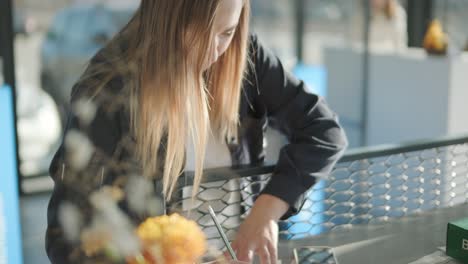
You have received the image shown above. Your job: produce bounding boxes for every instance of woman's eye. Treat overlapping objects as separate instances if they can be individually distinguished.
[222,30,235,37]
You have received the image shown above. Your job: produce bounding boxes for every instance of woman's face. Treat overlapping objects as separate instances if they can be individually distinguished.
[203,0,243,70]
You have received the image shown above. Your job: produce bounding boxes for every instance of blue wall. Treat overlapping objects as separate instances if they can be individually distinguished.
[293,64,327,98]
[0,85,23,264]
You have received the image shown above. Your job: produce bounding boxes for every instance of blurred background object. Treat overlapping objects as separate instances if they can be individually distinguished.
[14,9,38,36]
[40,3,137,126]
[348,0,408,53]
[423,19,448,54]
[9,0,137,183]
[15,80,61,177]
[433,0,468,53]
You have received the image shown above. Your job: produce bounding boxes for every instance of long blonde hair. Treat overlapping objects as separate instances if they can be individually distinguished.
[79,0,250,199]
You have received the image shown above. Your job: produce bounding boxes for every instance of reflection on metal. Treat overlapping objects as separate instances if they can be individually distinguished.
[170,133,468,249]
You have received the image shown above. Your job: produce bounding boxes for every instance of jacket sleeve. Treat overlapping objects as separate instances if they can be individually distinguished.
[250,35,348,219]
[46,77,132,263]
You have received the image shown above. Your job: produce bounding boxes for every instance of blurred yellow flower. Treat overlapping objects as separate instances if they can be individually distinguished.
[132,213,207,264]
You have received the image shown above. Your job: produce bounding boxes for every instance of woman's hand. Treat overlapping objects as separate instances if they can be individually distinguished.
[231,194,289,264]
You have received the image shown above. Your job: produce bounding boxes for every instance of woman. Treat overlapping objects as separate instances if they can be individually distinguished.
[46,0,347,263]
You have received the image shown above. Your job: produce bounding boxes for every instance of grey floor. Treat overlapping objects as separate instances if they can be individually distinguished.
[20,193,51,264]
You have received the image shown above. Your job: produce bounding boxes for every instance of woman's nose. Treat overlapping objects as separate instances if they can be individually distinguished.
[210,38,220,64]
[211,49,219,64]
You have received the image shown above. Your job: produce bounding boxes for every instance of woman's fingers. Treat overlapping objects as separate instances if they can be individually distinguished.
[234,243,254,263]
[257,246,271,264]
[267,242,278,264]
[231,242,278,263]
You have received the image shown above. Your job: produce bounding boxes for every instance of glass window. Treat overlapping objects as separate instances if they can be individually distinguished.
[12,0,137,189]
[433,0,468,52]
[250,0,296,66]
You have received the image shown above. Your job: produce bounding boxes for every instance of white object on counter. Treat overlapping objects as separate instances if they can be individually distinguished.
[325,46,468,148]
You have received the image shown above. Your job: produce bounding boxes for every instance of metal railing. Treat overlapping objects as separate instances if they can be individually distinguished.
[168,134,468,250]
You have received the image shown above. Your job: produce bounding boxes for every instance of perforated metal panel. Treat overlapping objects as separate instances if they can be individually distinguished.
[168,139,468,250]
